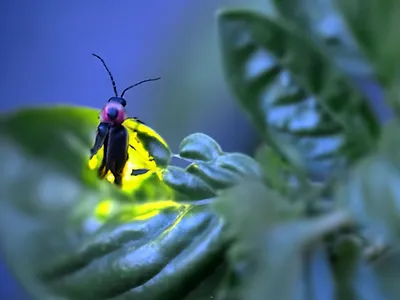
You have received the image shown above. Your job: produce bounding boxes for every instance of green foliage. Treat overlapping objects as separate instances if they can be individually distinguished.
[2,0,400,299]
[214,182,351,300]
[337,0,400,88]
[0,106,260,299]
[163,133,262,199]
[179,133,223,161]
[218,9,379,181]
[212,0,400,299]
[335,121,400,244]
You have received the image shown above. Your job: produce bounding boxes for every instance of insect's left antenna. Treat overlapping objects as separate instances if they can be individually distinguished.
[92,53,119,97]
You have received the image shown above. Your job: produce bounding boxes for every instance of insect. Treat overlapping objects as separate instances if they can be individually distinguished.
[90,53,160,186]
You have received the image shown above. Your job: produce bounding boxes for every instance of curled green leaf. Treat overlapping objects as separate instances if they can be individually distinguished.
[179,133,223,161]
[169,133,262,197]
[162,166,216,200]
[186,162,242,190]
[215,153,262,178]
[218,9,379,181]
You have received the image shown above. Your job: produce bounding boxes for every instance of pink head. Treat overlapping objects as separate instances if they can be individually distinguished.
[100,102,126,125]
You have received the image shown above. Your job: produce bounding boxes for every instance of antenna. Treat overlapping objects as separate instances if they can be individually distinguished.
[120,77,161,98]
[92,53,118,97]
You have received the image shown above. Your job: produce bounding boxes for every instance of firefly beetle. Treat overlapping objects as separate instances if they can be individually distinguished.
[90,53,160,186]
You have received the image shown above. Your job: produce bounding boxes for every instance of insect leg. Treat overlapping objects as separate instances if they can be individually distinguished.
[127,145,151,176]
[114,174,123,186]
[131,169,150,176]
[90,122,110,158]
[97,158,108,179]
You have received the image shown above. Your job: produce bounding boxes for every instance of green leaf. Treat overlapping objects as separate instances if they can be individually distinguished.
[271,0,391,123]
[331,235,385,300]
[179,133,223,161]
[337,0,400,87]
[332,121,400,299]
[164,133,262,198]
[0,106,225,300]
[214,153,262,178]
[218,9,379,181]
[213,181,303,235]
[272,0,374,81]
[213,182,351,300]
[186,162,242,190]
[335,121,400,244]
[41,204,223,300]
[162,166,217,200]
[372,248,400,299]
[255,144,301,194]
[337,0,400,116]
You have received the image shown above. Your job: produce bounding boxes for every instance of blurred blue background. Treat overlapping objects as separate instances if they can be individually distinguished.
[0,0,267,298]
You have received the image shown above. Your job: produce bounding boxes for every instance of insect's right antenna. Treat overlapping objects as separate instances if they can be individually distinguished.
[92,53,118,97]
